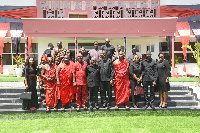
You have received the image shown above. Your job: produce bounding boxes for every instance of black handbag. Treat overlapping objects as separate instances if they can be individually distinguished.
[19,92,32,100]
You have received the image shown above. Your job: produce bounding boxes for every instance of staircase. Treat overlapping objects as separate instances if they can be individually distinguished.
[0,85,199,113]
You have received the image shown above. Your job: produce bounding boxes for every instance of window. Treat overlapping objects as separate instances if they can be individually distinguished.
[159,42,168,52]
[1,43,38,66]
[147,45,154,52]
[69,13,88,18]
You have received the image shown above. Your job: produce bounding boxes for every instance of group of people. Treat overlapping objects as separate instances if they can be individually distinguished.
[22,38,171,112]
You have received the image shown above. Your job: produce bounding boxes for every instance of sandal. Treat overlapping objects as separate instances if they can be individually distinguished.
[83,106,88,110]
[61,107,65,112]
[159,102,163,108]
[76,106,80,111]
[162,103,167,108]
[71,106,75,109]
[30,107,36,111]
[46,107,50,112]
[125,105,130,109]
[132,103,138,108]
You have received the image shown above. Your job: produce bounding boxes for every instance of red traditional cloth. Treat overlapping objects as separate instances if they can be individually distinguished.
[73,61,88,85]
[59,62,73,106]
[181,36,190,72]
[114,59,131,105]
[160,6,200,19]
[54,65,60,100]
[69,61,76,100]
[44,64,57,108]
[76,85,88,107]
[0,7,36,20]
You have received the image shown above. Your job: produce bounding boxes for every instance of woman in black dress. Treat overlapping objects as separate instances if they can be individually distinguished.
[23,57,38,110]
[156,53,171,108]
[129,54,142,108]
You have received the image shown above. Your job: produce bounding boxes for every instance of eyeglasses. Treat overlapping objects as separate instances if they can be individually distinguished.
[159,56,164,58]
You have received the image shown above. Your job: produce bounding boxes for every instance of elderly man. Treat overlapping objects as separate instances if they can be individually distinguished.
[101,38,115,59]
[113,51,130,109]
[87,57,100,110]
[73,53,88,111]
[41,57,57,112]
[56,55,74,111]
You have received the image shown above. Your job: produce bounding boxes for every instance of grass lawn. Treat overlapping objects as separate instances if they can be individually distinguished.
[0,111,199,133]
[169,77,198,82]
[0,75,24,82]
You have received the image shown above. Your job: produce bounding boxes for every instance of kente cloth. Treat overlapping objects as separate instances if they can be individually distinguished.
[44,64,57,108]
[59,62,73,106]
[73,61,88,85]
[114,59,131,105]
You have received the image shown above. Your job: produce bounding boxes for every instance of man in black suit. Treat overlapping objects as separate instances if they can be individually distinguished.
[101,38,115,60]
[127,46,137,64]
[98,50,114,109]
[141,51,158,110]
[43,43,54,57]
[86,57,100,110]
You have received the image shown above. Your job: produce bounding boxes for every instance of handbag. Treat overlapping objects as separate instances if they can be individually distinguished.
[134,85,144,95]
[19,92,32,100]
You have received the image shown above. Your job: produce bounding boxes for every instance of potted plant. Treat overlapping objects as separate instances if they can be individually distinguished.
[12,54,25,77]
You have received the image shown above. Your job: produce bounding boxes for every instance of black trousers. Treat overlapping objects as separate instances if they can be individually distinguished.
[100,81,112,106]
[143,81,155,105]
[89,86,99,107]
[40,82,46,102]
[130,80,141,103]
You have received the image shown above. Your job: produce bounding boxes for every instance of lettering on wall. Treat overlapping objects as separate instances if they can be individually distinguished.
[40,0,159,18]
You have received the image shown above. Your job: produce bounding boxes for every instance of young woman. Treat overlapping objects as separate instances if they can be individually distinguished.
[156,53,171,108]
[23,57,38,110]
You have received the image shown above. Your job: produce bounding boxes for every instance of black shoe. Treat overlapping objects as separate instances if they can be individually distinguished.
[143,104,149,110]
[89,106,93,111]
[150,104,156,111]
[95,105,99,110]
[102,103,107,108]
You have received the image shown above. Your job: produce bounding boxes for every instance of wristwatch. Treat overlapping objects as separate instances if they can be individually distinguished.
[73,80,75,83]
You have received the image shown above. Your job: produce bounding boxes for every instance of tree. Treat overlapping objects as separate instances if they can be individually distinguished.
[182,42,200,86]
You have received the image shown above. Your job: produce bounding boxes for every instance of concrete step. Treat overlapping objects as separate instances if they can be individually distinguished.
[0,106,200,114]
[0,99,198,110]
[0,98,22,103]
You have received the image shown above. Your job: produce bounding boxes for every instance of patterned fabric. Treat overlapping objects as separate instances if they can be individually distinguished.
[73,61,88,85]
[76,85,88,107]
[59,62,73,106]
[114,59,130,105]
[44,64,57,108]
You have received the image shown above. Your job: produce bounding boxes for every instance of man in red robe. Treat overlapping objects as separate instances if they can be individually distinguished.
[41,57,58,112]
[56,55,73,111]
[73,53,88,111]
[113,51,131,109]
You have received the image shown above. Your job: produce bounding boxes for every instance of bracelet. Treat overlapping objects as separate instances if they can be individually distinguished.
[73,81,75,83]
